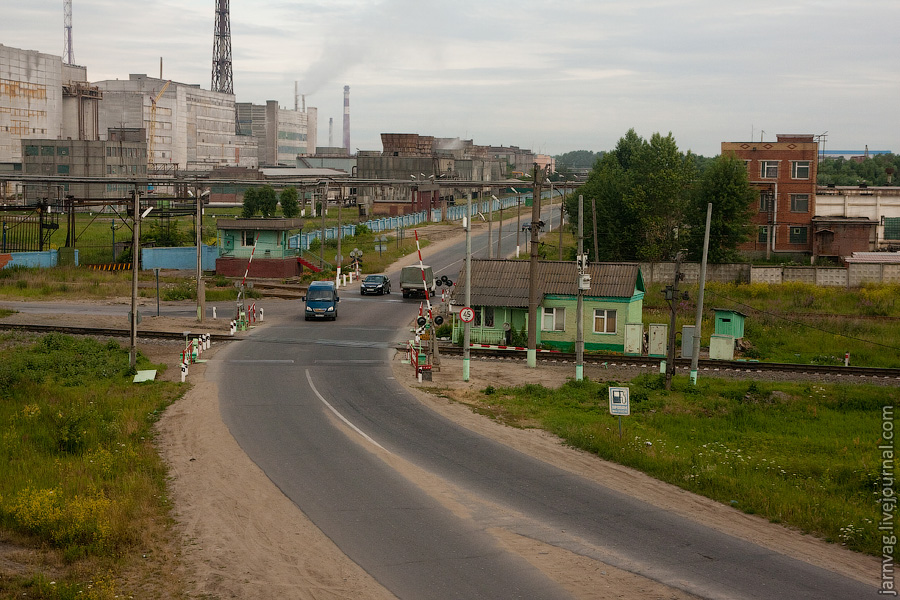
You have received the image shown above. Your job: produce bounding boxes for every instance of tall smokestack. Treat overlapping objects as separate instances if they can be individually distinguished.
[329,118,333,148]
[342,85,350,154]
[294,81,298,111]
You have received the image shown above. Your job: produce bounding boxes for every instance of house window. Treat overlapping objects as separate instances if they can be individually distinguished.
[758,191,772,212]
[41,145,55,156]
[791,161,810,179]
[483,307,494,328]
[24,145,39,156]
[884,217,900,241]
[243,231,256,246]
[790,194,809,213]
[789,227,808,245]
[758,226,768,244]
[57,165,69,174]
[760,161,778,178]
[542,307,565,331]
[593,309,617,334]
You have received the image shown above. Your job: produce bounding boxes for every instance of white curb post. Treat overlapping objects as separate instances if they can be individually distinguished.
[181,362,188,382]
[259,308,264,322]
[212,306,217,319]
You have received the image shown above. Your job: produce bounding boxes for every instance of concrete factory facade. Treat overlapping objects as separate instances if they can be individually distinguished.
[0,43,320,199]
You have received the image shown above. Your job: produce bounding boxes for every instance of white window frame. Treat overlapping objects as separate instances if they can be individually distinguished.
[542,307,565,332]
[593,309,617,335]
[790,194,809,213]
[791,161,810,179]
[760,161,779,179]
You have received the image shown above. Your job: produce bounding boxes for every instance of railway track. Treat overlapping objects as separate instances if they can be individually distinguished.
[436,344,900,380]
[0,322,240,343]
[1,322,897,380]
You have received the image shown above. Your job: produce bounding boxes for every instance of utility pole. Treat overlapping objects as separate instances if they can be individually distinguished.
[558,183,565,260]
[487,193,493,258]
[495,195,503,258]
[320,181,327,269]
[463,192,472,382]
[196,186,205,323]
[664,252,685,391]
[691,203,713,384]
[576,194,585,381]
[130,187,141,368]
[527,164,544,368]
[591,197,599,262]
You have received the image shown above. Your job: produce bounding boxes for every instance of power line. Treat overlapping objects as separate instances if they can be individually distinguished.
[704,288,900,352]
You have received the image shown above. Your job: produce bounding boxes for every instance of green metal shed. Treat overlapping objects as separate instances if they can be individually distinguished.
[713,308,747,340]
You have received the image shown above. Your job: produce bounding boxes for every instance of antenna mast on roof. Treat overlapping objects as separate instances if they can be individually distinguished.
[63,0,74,65]
[211,0,234,94]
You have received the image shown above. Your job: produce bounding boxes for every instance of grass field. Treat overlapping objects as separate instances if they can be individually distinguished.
[0,333,181,598]
[455,374,896,557]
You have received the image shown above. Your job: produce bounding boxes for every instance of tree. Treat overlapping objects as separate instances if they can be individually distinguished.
[280,186,300,218]
[257,185,278,218]
[685,153,756,263]
[241,187,259,218]
[566,129,696,262]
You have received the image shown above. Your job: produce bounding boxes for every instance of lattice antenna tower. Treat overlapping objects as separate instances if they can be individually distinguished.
[63,0,74,65]
[211,0,234,94]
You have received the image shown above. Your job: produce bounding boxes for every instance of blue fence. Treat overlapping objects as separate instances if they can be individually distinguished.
[0,250,72,269]
[289,195,524,251]
[142,245,218,271]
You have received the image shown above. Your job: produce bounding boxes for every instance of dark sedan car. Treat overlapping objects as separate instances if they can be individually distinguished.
[360,274,391,295]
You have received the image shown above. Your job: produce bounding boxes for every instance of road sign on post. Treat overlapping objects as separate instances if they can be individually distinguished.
[609,386,630,439]
[459,307,475,323]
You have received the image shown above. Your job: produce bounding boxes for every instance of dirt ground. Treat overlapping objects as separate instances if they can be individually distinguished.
[0,222,883,598]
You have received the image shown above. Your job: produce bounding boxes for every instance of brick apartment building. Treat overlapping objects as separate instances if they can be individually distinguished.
[721,134,819,258]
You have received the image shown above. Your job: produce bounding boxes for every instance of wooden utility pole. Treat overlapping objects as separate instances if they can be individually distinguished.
[664,252,685,390]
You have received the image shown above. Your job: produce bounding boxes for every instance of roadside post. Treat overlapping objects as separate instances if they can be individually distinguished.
[609,386,630,439]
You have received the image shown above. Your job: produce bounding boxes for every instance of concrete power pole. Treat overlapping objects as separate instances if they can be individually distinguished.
[527,164,544,368]
[664,252,685,391]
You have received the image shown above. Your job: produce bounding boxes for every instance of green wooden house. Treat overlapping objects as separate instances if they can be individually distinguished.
[215,218,304,278]
[449,259,645,352]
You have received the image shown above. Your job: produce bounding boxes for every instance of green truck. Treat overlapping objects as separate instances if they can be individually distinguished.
[399,265,435,299]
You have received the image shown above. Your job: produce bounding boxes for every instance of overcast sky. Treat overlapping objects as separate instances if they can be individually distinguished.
[3,0,898,157]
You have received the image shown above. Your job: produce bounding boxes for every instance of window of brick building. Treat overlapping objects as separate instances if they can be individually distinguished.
[758,226,768,244]
[791,161,810,179]
[790,194,809,213]
[760,161,778,178]
[789,227,808,245]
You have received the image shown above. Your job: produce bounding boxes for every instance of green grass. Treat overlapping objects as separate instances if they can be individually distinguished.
[466,374,895,556]
[0,332,183,597]
[642,281,900,368]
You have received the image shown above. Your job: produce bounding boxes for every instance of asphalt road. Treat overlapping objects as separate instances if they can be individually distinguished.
[211,211,876,599]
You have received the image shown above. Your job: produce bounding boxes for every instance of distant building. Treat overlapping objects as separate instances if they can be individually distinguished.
[0,44,102,198]
[236,100,317,166]
[815,185,900,253]
[722,134,819,258]
[94,74,257,173]
[21,138,146,200]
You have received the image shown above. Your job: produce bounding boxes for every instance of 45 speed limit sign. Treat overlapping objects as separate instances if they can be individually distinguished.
[459,307,475,323]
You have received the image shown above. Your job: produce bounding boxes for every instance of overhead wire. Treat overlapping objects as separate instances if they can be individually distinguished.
[703,288,900,352]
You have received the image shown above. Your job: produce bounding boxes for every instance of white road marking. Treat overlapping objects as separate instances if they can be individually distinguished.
[305,369,386,452]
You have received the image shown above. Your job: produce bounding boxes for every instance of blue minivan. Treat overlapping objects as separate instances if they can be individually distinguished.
[303,281,340,321]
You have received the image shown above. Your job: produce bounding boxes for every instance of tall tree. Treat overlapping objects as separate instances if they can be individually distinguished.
[685,153,756,263]
[280,186,300,218]
[566,129,696,262]
[257,185,278,218]
[241,187,258,218]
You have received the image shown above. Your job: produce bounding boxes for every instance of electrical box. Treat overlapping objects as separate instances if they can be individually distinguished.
[648,323,667,357]
[681,325,695,358]
[578,274,591,291]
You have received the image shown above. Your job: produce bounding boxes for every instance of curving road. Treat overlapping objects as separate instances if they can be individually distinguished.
[208,208,874,599]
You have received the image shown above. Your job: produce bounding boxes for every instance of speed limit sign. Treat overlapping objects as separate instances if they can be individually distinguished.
[459,307,475,323]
